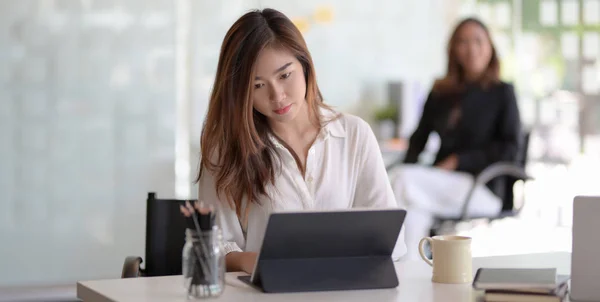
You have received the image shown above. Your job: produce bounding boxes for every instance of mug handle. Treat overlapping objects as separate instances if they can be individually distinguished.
[418,237,433,267]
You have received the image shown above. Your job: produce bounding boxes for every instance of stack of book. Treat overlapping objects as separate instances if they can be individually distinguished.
[473,268,570,302]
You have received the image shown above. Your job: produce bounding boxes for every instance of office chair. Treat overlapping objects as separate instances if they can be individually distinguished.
[429,131,533,236]
[121,192,194,278]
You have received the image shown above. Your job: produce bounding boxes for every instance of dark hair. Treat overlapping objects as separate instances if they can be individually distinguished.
[196,8,332,221]
[433,17,500,95]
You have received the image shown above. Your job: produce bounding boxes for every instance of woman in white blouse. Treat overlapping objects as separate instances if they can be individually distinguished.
[196,8,407,274]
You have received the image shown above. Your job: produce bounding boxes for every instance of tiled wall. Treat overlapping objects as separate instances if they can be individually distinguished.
[0,0,455,285]
[0,0,177,285]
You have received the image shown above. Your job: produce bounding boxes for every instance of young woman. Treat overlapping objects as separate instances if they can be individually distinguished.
[394,17,522,259]
[196,8,406,273]
[404,17,521,173]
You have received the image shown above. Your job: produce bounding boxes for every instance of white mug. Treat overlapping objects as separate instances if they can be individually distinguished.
[418,235,472,284]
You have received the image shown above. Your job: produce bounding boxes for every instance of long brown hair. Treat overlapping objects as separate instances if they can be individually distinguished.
[197,8,330,220]
[434,17,500,95]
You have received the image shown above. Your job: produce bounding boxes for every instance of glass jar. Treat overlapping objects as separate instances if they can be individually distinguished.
[182,226,225,299]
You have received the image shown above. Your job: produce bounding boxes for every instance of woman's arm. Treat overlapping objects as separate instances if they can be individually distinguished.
[225,251,258,273]
[198,167,256,273]
[404,92,435,164]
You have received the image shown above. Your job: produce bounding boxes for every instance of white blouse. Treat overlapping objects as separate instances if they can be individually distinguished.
[197,111,407,259]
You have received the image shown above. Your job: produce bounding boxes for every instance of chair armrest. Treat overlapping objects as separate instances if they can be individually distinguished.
[459,162,533,220]
[121,256,143,278]
[473,162,533,186]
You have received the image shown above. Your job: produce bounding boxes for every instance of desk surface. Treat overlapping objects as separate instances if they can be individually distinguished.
[77,252,571,302]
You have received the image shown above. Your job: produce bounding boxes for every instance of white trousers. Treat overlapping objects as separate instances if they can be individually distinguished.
[389,164,502,260]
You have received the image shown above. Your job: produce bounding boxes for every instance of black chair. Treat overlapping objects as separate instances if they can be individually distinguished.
[429,131,533,236]
[121,192,194,278]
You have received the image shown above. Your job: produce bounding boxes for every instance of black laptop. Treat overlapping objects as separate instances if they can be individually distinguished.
[238,208,407,293]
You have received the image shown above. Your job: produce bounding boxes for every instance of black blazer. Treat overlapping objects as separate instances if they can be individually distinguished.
[404,81,522,176]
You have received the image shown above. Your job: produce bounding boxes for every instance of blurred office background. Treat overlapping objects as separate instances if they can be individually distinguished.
[0,0,599,293]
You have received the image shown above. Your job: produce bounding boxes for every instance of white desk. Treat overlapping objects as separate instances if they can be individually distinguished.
[77,252,571,302]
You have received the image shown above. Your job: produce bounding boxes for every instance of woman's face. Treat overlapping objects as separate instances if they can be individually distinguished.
[454,22,493,79]
[251,47,307,124]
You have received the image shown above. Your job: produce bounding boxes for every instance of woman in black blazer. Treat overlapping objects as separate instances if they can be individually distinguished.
[396,17,522,260]
[404,19,521,175]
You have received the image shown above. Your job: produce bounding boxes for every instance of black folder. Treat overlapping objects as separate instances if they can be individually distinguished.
[238,209,406,293]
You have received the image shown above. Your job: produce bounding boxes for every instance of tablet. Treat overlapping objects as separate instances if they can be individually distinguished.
[238,208,406,293]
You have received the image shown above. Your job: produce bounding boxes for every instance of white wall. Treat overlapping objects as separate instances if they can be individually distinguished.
[0,0,177,286]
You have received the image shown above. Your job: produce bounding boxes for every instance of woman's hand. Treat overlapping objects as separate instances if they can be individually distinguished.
[436,154,458,170]
[226,252,257,274]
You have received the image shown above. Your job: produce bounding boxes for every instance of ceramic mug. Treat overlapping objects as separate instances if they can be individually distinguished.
[418,235,473,284]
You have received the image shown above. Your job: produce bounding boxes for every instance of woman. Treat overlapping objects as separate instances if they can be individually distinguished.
[394,17,522,259]
[196,8,406,274]
[404,17,521,173]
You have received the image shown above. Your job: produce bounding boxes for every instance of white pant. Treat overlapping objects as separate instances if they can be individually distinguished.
[389,164,501,260]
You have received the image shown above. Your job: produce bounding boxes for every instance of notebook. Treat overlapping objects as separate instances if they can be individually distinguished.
[483,283,568,302]
[473,268,569,294]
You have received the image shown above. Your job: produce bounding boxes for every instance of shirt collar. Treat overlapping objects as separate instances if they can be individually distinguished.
[322,109,346,138]
[269,135,285,149]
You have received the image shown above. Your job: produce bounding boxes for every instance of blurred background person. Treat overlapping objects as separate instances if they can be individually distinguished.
[392,17,522,260]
